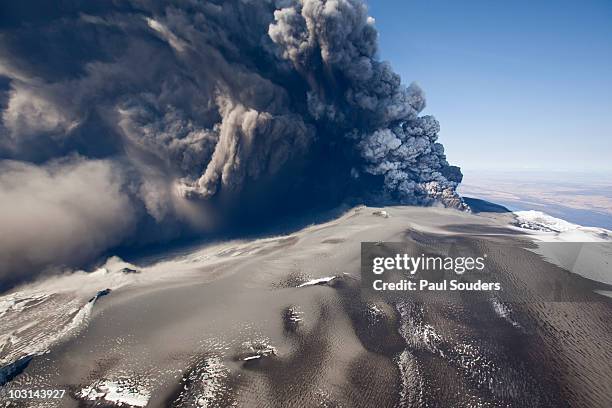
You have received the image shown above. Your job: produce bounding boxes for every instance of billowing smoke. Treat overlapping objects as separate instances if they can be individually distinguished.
[0,159,135,285]
[0,0,464,285]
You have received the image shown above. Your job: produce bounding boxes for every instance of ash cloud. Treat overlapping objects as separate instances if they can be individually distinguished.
[0,159,135,285]
[0,0,464,285]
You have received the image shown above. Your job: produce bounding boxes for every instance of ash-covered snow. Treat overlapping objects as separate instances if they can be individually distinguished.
[237,339,277,362]
[171,355,233,408]
[79,378,151,407]
[490,298,522,330]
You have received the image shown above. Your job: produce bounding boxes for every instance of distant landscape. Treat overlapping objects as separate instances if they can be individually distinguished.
[460,170,612,229]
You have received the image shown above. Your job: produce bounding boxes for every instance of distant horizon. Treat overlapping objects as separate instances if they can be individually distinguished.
[461,167,612,177]
[460,167,612,229]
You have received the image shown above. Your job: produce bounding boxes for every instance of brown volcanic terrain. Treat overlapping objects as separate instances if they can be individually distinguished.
[1,206,611,407]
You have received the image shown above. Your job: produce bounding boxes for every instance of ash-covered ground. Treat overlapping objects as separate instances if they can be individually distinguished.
[1,205,611,407]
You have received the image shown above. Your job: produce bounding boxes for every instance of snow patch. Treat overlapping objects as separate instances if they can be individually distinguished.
[513,210,578,233]
[172,355,232,407]
[0,293,96,367]
[513,210,612,242]
[79,378,150,407]
[396,301,443,355]
[512,210,612,290]
[238,339,277,361]
[297,276,337,288]
[490,298,521,329]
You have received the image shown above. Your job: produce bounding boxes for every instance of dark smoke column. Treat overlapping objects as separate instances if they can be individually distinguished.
[0,0,467,285]
[267,0,465,209]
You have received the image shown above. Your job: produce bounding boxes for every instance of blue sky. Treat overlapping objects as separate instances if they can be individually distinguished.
[366,0,612,173]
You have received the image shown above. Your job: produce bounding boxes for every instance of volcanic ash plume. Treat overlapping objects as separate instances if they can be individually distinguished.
[0,0,464,283]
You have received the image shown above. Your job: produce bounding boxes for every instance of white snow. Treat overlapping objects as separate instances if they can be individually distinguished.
[490,298,521,329]
[297,276,337,287]
[80,378,150,407]
[514,210,579,233]
[242,355,263,361]
[513,210,612,242]
[512,210,612,291]
[0,293,95,366]
[239,339,276,361]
